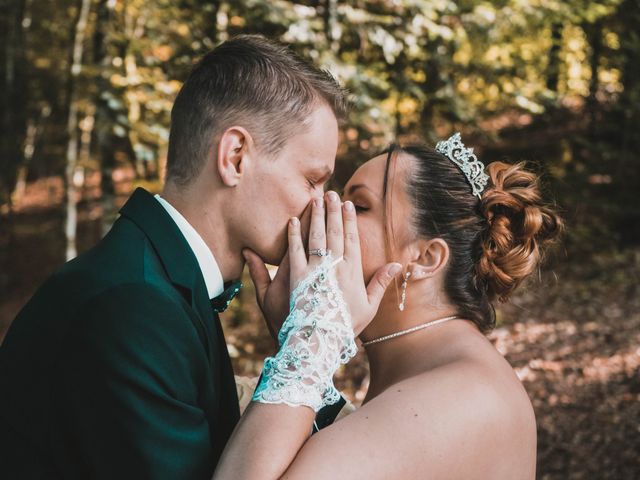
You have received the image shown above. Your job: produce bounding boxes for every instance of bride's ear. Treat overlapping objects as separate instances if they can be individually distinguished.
[409,238,449,280]
[216,126,252,187]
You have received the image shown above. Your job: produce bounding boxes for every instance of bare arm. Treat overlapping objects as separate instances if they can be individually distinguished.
[213,403,315,479]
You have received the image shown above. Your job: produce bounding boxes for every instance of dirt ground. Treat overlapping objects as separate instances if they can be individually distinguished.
[1,178,638,479]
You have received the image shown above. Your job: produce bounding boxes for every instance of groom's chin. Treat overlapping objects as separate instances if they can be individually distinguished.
[251,242,287,267]
[262,231,289,266]
[265,246,287,267]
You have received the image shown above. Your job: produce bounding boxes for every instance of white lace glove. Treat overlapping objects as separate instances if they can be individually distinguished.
[252,253,357,412]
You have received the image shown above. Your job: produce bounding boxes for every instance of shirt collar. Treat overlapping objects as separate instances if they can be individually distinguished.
[154,194,224,299]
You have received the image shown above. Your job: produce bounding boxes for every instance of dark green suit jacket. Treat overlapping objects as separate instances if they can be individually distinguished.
[0,188,240,479]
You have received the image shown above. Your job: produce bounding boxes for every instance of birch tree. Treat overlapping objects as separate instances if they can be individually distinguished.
[64,0,92,261]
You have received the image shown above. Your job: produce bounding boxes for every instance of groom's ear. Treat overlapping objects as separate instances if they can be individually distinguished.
[216,126,253,187]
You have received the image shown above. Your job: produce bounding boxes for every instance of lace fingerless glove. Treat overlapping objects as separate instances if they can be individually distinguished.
[252,254,357,412]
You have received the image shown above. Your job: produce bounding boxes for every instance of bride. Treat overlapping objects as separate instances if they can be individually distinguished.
[214,133,561,479]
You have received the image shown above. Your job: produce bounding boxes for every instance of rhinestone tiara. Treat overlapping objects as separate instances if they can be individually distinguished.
[435,132,489,199]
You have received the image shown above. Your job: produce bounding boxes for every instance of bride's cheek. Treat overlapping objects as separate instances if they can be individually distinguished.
[358,235,379,283]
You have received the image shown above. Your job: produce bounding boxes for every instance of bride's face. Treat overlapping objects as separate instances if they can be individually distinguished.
[342,152,414,283]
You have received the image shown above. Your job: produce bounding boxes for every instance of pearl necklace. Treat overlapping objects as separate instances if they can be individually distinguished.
[361,315,459,346]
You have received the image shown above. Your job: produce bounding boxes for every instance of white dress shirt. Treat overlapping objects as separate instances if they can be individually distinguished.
[155,194,224,299]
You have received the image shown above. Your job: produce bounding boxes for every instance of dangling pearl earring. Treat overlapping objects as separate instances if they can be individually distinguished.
[399,271,411,311]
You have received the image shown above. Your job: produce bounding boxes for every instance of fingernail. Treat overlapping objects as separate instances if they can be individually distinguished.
[344,201,354,212]
[328,191,339,202]
[314,197,324,208]
[290,217,299,226]
[388,264,402,277]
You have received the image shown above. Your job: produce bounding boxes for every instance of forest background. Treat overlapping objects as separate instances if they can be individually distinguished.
[1,0,639,478]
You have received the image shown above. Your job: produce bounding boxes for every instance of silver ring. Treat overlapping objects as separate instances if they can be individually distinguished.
[308,248,331,257]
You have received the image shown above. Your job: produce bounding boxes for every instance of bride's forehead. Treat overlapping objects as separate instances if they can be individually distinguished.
[350,152,410,191]
[351,154,388,183]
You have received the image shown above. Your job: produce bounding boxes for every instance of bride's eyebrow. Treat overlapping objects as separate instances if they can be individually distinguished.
[345,183,379,198]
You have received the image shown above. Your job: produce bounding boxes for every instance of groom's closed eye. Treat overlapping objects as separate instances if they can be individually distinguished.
[307,177,330,192]
[306,168,334,191]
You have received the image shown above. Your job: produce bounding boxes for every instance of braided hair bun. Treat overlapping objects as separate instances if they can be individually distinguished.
[477,162,562,302]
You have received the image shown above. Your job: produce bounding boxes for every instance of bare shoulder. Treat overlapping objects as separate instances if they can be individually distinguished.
[418,351,536,428]
[283,357,536,480]
[394,353,537,478]
[413,357,536,443]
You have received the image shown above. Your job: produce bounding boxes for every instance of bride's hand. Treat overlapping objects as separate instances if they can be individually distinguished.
[242,204,313,344]
[288,191,402,335]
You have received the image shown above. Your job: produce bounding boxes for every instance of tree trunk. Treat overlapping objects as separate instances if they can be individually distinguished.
[584,20,602,139]
[11,103,51,208]
[123,7,146,180]
[0,0,27,207]
[79,105,95,167]
[94,0,118,236]
[64,0,92,261]
[196,0,220,46]
[420,38,445,135]
[393,51,407,138]
[614,0,640,184]
[322,0,339,53]
[546,22,563,92]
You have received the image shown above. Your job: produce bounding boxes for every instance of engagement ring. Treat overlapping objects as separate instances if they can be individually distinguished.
[308,248,331,257]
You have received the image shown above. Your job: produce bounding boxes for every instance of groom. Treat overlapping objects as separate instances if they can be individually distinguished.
[0,35,346,478]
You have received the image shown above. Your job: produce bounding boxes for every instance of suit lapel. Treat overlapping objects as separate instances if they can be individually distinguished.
[119,188,218,355]
[119,188,239,426]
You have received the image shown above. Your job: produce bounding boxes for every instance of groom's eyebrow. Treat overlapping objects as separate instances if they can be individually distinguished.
[313,166,333,183]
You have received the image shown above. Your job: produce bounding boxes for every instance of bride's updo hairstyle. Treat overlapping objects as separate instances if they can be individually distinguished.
[384,143,561,332]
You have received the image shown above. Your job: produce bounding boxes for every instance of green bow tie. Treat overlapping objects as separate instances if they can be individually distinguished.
[210,281,243,313]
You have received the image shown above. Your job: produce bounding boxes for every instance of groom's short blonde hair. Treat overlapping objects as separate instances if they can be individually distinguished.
[166,35,348,185]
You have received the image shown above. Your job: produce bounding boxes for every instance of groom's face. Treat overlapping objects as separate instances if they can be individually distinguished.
[240,103,338,265]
